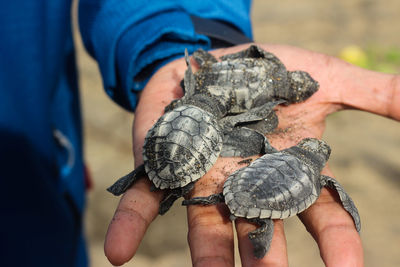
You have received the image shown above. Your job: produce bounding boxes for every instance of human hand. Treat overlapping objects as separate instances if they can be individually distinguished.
[104,43,399,266]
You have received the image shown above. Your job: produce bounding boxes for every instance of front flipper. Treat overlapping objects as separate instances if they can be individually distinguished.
[320,175,361,232]
[159,182,195,215]
[220,45,267,60]
[183,49,197,98]
[182,193,224,206]
[219,100,285,131]
[164,50,194,112]
[193,48,218,67]
[220,127,268,157]
[241,110,278,134]
[220,45,282,65]
[107,164,146,196]
[248,218,274,258]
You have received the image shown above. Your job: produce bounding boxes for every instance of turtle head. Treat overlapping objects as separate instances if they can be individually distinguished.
[287,71,319,103]
[297,138,331,164]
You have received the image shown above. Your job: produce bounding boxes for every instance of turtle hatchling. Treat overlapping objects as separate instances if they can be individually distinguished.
[108,45,320,215]
[183,138,361,258]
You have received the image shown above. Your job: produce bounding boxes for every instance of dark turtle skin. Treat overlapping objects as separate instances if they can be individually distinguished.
[183,138,361,258]
[108,45,320,215]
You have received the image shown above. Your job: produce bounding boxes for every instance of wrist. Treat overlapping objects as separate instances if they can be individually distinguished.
[337,63,399,120]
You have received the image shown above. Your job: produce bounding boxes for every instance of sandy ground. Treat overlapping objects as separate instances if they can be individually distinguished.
[76,0,400,266]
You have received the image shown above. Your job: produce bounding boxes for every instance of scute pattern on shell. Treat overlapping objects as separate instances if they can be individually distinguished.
[196,55,289,114]
[143,105,223,189]
[223,152,320,219]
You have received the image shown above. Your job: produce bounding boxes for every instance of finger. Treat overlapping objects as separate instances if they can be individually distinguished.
[185,158,245,267]
[298,185,363,266]
[104,178,163,266]
[236,219,289,267]
[186,203,235,267]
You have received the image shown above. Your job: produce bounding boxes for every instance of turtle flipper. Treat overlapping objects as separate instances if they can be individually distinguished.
[182,193,224,206]
[107,164,146,196]
[219,101,282,157]
[219,100,285,131]
[248,218,274,258]
[220,45,267,60]
[220,45,282,63]
[193,48,218,66]
[242,109,279,134]
[220,127,267,157]
[320,175,361,232]
[183,49,196,97]
[159,182,195,215]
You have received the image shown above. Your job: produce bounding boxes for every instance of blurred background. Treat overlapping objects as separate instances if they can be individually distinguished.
[74,0,400,266]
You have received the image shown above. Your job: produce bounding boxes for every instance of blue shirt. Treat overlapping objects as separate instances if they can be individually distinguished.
[0,1,252,266]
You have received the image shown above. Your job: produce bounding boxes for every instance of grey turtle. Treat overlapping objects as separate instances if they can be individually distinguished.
[168,45,319,115]
[108,45,319,214]
[107,102,281,215]
[183,138,361,258]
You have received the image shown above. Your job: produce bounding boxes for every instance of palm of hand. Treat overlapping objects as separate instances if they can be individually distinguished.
[104,43,400,266]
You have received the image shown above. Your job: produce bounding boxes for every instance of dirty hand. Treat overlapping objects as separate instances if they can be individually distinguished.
[104,43,399,266]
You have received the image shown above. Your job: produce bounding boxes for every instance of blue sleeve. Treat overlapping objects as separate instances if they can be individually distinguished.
[78,0,253,111]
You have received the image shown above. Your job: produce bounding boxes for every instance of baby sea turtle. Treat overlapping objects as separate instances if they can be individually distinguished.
[108,45,319,214]
[168,45,319,114]
[107,101,281,215]
[183,138,361,258]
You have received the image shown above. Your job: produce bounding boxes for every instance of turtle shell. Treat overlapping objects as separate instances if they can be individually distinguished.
[222,152,321,219]
[198,57,289,114]
[143,105,223,189]
[192,45,319,115]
